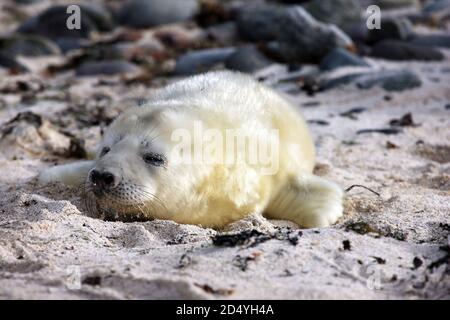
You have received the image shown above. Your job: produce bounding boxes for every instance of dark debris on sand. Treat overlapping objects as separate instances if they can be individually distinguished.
[212,228,302,248]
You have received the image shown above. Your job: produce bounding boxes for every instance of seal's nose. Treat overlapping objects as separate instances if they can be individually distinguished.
[90,169,116,191]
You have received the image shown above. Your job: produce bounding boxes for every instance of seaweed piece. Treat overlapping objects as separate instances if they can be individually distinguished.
[307,119,329,126]
[339,107,366,120]
[212,230,271,247]
[389,113,419,127]
[357,128,402,135]
[345,222,378,235]
[342,240,351,251]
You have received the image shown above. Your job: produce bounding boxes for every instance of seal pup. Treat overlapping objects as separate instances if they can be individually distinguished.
[39,71,343,228]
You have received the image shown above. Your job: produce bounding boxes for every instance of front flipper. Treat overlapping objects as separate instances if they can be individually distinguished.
[38,161,94,187]
[264,173,344,228]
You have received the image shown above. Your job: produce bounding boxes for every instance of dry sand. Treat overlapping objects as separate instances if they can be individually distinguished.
[0,55,449,299]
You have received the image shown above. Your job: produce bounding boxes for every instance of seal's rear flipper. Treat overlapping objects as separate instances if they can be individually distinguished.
[264,174,344,228]
[38,161,94,187]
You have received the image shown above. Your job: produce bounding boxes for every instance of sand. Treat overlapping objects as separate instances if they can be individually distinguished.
[0,53,449,299]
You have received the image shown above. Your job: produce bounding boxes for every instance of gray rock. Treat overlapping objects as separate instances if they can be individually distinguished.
[206,22,239,45]
[423,0,450,14]
[356,70,422,92]
[225,47,273,73]
[54,38,89,54]
[75,60,140,76]
[423,0,450,21]
[320,73,367,90]
[118,0,199,28]
[18,5,113,41]
[174,47,236,75]
[368,18,415,44]
[237,5,354,63]
[320,48,369,71]
[410,34,450,48]
[0,52,27,72]
[0,35,59,57]
[370,0,419,9]
[302,0,362,28]
[14,0,44,4]
[370,40,444,61]
[320,69,422,92]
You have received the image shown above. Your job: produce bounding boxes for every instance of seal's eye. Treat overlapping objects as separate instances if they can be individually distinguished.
[143,153,165,167]
[100,147,110,157]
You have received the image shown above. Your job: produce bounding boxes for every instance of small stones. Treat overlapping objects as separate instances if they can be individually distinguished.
[370,40,444,61]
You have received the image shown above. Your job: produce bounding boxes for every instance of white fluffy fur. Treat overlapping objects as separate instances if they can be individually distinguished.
[38,71,344,228]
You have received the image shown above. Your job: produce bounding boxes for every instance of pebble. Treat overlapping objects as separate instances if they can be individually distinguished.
[370,40,444,61]
[320,48,370,71]
[174,47,236,75]
[225,47,273,73]
[237,5,354,63]
[118,0,199,28]
[75,60,140,76]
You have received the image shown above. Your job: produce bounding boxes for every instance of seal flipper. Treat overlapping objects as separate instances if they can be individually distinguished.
[264,174,344,228]
[38,161,94,187]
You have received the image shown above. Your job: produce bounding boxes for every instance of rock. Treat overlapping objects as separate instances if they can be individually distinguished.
[423,0,450,14]
[342,21,369,43]
[14,0,44,4]
[17,5,113,42]
[302,0,362,28]
[53,38,89,54]
[371,0,419,9]
[368,18,415,44]
[356,70,422,92]
[173,47,236,75]
[370,40,444,61]
[320,69,422,92]
[0,35,59,57]
[75,60,140,76]
[206,22,239,46]
[410,34,450,49]
[0,52,27,72]
[117,0,199,28]
[237,5,354,63]
[80,4,115,32]
[320,73,367,90]
[225,47,273,73]
[320,48,369,71]
[423,0,450,18]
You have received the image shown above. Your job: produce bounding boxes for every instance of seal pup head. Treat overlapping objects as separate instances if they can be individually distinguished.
[83,106,221,223]
[84,107,176,221]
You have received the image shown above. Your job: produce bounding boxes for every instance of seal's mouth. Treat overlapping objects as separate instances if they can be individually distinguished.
[82,181,166,222]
